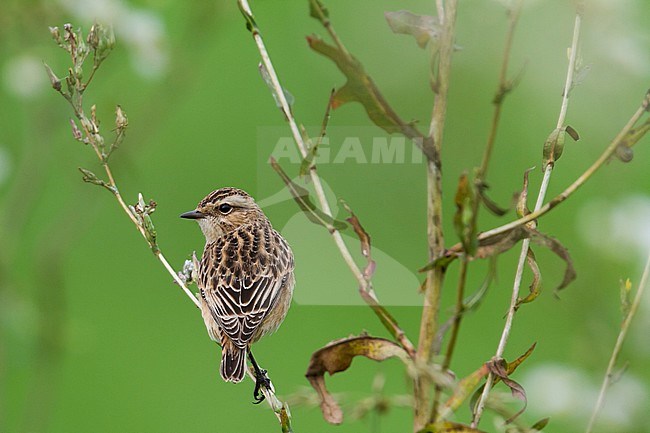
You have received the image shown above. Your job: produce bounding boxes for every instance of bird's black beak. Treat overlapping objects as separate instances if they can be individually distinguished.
[180,210,206,219]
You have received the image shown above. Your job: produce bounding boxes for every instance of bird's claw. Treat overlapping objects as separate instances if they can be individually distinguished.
[252,368,271,404]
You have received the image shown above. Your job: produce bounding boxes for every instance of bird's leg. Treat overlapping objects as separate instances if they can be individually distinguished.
[248,349,271,404]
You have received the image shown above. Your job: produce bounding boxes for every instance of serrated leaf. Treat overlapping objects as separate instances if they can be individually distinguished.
[306,35,436,162]
[270,157,347,232]
[385,10,440,49]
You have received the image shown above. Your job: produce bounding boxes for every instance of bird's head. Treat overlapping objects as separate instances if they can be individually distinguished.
[180,187,263,243]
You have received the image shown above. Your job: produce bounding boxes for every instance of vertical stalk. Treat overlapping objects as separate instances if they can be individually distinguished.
[414,1,458,430]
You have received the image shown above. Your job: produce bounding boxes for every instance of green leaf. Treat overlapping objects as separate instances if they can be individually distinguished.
[270,157,347,232]
[453,173,477,255]
[385,10,440,49]
[78,167,114,193]
[309,0,329,20]
[542,125,579,170]
[531,417,550,431]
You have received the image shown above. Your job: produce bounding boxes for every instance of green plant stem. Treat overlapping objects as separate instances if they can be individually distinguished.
[431,2,524,422]
[478,96,649,244]
[479,0,524,180]
[586,251,650,433]
[472,8,583,425]
[237,0,416,358]
[415,0,458,431]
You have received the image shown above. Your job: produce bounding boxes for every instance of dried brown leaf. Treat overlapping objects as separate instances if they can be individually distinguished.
[306,335,411,424]
[341,201,376,280]
[486,358,527,423]
[515,248,542,309]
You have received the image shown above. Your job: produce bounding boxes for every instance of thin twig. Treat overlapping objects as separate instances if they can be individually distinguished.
[245,368,294,432]
[471,8,583,426]
[415,0,458,430]
[478,98,649,242]
[431,2,525,421]
[586,251,650,433]
[237,0,417,357]
[66,95,200,310]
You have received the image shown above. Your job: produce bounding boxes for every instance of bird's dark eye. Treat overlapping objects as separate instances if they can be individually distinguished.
[218,203,233,214]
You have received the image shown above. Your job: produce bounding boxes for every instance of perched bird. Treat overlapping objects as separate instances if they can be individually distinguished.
[180,187,295,402]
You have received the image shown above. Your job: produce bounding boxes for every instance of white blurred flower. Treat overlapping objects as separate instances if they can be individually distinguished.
[587,0,650,76]
[2,55,48,98]
[523,364,647,429]
[57,0,169,78]
[579,195,650,262]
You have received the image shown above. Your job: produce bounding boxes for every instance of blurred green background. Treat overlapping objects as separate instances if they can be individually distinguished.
[1,0,649,432]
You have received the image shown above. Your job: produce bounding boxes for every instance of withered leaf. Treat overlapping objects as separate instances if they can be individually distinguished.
[486,358,527,423]
[341,200,376,280]
[528,230,576,293]
[454,173,477,255]
[385,10,440,49]
[306,335,411,424]
[477,184,509,217]
[270,157,347,232]
[306,35,436,162]
[516,168,535,219]
[420,226,576,293]
[469,343,536,414]
[515,248,542,309]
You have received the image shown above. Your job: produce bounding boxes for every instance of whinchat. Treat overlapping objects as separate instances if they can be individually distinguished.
[181,187,295,402]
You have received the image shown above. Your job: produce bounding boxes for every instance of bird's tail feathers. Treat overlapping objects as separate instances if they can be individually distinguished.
[220,341,246,383]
